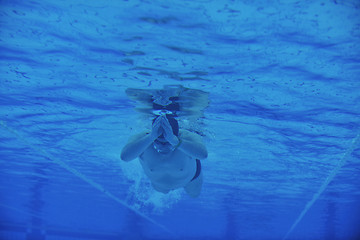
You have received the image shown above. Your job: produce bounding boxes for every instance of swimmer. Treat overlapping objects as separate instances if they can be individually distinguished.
[121,114,207,198]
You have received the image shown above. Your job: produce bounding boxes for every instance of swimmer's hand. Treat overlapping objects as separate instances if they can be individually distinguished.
[161,116,179,146]
[150,115,164,141]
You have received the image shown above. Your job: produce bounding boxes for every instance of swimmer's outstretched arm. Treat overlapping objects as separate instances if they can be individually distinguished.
[177,130,208,160]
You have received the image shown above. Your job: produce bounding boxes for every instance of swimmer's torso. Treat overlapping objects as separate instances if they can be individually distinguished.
[139,144,197,193]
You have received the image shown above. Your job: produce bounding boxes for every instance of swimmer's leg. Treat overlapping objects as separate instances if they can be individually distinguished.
[184,170,203,198]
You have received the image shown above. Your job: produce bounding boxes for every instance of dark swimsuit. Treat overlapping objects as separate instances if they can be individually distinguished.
[191,159,201,181]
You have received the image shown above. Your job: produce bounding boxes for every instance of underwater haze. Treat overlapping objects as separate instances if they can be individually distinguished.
[1,0,360,239]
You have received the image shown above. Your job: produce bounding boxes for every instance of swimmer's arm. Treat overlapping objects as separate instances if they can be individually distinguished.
[121,117,163,161]
[120,131,154,161]
[177,130,208,160]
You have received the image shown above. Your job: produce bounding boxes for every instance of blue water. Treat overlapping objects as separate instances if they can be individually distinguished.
[1,0,360,239]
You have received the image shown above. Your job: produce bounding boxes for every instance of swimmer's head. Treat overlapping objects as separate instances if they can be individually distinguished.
[166,115,179,136]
